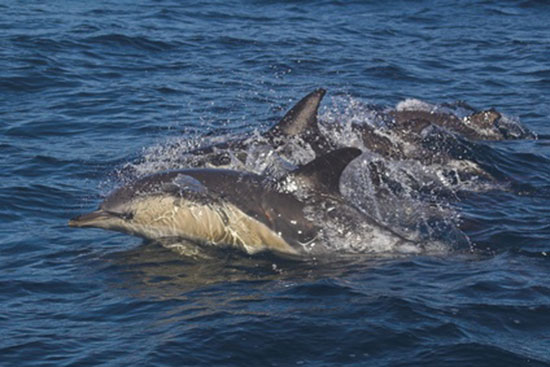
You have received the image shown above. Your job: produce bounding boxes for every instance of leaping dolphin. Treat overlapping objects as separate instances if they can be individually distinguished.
[69,148,409,255]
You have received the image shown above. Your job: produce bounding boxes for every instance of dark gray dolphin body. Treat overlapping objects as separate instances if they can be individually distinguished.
[344,107,534,162]
[387,108,534,141]
[69,148,408,255]
[185,88,331,167]
[317,94,535,195]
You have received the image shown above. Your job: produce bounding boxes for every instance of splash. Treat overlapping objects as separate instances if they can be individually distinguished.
[396,98,435,112]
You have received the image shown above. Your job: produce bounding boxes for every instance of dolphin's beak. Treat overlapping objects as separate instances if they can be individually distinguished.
[68,210,112,228]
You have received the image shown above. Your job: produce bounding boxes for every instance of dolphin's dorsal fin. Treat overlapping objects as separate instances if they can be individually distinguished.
[266,88,326,138]
[289,147,362,194]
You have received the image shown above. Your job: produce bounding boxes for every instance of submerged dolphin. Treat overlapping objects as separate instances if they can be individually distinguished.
[69,148,407,255]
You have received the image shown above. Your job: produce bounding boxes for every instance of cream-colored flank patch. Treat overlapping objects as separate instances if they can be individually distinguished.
[121,195,299,255]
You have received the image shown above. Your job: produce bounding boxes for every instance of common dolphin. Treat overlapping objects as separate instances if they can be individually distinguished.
[184,88,331,168]
[69,148,408,256]
[386,108,534,141]
[331,106,533,162]
[179,88,531,174]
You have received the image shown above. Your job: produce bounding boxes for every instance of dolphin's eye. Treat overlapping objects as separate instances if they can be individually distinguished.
[121,212,134,220]
[106,210,134,221]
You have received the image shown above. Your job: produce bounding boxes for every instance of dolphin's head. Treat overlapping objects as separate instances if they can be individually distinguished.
[466,109,535,140]
[68,192,147,235]
[69,172,211,238]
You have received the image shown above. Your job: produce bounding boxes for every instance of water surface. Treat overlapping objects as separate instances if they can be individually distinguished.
[1,1,549,366]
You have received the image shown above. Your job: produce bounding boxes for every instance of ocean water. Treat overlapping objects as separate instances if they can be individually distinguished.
[1,0,550,366]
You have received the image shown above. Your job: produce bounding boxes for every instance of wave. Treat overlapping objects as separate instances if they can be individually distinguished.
[84,33,177,52]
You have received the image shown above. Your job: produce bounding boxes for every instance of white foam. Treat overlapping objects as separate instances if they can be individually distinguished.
[395,98,435,112]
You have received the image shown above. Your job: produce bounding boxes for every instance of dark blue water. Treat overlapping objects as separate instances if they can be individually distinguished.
[2,1,549,366]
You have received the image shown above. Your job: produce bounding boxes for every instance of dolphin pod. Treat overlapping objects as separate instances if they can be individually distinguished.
[70,88,534,255]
